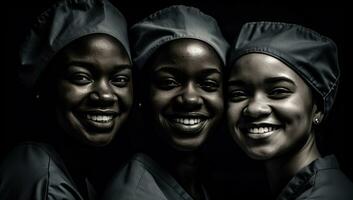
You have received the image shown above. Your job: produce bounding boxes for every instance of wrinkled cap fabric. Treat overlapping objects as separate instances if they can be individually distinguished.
[130,5,229,69]
[228,21,340,115]
[19,0,130,92]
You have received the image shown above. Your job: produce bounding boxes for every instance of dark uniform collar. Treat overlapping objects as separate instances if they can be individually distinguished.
[277,155,339,200]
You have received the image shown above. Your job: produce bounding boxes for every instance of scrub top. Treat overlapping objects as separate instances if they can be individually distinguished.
[0,142,95,200]
[277,155,353,200]
[102,153,210,200]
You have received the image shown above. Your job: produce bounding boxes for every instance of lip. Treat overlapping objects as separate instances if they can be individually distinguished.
[76,109,120,133]
[240,122,281,140]
[83,109,120,116]
[164,112,209,136]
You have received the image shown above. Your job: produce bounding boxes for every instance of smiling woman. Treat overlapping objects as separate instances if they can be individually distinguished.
[226,22,353,200]
[101,5,229,200]
[146,39,223,151]
[0,0,132,199]
[227,53,317,158]
[48,34,132,146]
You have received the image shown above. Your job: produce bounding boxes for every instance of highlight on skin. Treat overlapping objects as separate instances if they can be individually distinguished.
[44,34,133,146]
[227,53,322,160]
[145,39,224,151]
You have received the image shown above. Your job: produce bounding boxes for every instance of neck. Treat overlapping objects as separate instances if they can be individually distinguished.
[175,152,204,200]
[49,132,98,199]
[49,127,109,178]
[148,143,205,200]
[265,134,320,195]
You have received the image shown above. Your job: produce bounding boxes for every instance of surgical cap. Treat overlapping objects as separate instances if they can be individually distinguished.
[228,21,340,115]
[130,5,229,69]
[19,0,130,91]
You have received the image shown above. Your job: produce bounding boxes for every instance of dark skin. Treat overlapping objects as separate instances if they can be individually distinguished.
[39,33,133,198]
[142,38,224,199]
[227,53,323,196]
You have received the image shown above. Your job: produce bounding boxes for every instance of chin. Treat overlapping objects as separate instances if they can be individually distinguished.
[81,132,115,147]
[248,153,271,160]
[170,137,204,152]
[245,148,275,160]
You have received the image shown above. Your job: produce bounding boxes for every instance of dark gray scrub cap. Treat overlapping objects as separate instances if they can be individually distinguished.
[19,0,130,91]
[130,5,229,69]
[228,21,340,115]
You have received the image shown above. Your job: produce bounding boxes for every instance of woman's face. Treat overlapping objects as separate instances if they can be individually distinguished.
[146,39,224,151]
[227,53,321,160]
[51,34,132,146]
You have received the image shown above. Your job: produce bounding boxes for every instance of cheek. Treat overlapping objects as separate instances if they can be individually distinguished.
[56,83,89,110]
[226,103,242,128]
[275,97,313,125]
[149,89,175,112]
[204,92,224,116]
[114,85,133,109]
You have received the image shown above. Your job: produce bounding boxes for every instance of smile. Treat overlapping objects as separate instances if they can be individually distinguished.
[165,114,208,135]
[241,124,281,140]
[248,126,278,134]
[77,111,120,132]
[173,118,202,125]
[86,114,114,123]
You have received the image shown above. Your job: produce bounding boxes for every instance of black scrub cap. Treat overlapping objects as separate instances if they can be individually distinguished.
[228,21,340,115]
[130,5,229,69]
[19,0,130,92]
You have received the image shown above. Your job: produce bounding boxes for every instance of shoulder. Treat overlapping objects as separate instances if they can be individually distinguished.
[0,142,82,200]
[102,153,169,200]
[309,167,353,199]
[0,142,55,178]
[305,156,353,200]
[0,142,55,199]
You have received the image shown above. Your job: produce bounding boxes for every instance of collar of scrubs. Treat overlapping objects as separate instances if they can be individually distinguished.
[134,153,211,200]
[276,155,339,200]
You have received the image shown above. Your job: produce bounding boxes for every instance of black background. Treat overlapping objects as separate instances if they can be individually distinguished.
[2,0,350,199]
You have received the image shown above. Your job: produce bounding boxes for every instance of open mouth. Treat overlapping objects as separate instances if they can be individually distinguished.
[77,111,119,132]
[173,118,203,125]
[240,123,281,139]
[86,114,114,123]
[165,114,208,135]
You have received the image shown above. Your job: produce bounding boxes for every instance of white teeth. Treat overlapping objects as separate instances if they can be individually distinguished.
[174,118,202,125]
[86,114,113,123]
[249,126,277,134]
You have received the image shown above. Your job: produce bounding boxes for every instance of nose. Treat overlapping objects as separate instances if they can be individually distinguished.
[89,80,117,105]
[175,82,202,110]
[243,94,271,118]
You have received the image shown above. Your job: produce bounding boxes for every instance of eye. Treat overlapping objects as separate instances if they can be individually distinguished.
[228,89,248,102]
[68,73,92,85]
[199,80,220,92]
[268,87,292,99]
[155,78,180,90]
[111,75,130,87]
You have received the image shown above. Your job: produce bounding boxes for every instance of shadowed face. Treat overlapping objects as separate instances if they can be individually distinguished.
[227,53,321,160]
[146,39,224,151]
[48,34,132,146]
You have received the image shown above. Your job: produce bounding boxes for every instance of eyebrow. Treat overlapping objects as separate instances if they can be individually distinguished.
[227,80,246,87]
[67,61,132,71]
[154,65,221,74]
[264,77,296,85]
[199,68,222,76]
[227,77,296,86]
[113,64,133,72]
[154,65,181,74]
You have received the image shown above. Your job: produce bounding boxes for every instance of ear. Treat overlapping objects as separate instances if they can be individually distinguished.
[312,104,324,125]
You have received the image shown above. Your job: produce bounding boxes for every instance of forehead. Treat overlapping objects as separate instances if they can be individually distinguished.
[44,34,131,80]
[148,38,223,73]
[65,34,128,56]
[161,39,215,54]
[51,34,130,67]
[229,53,305,84]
